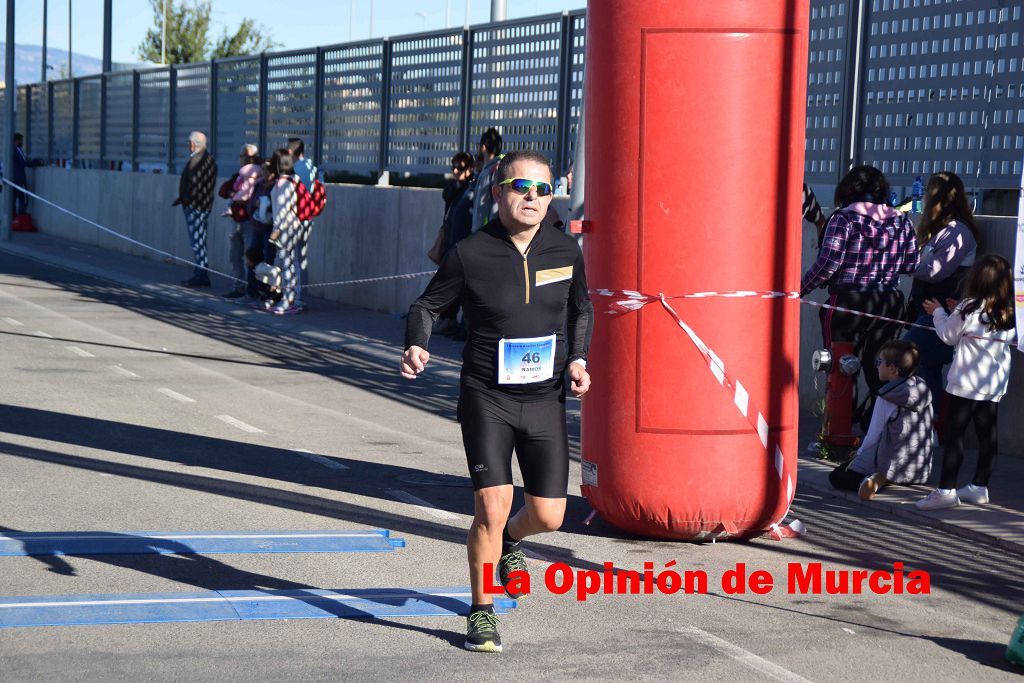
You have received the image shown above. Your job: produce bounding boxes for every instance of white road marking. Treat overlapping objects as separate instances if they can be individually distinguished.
[0,591,477,610]
[215,414,264,434]
[1,317,23,326]
[678,627,811,682]
[0,532,383,541]
[291,448,350,470]
[388,489,460,520]
[110,365,139,378]
[65,346,96,358]
[157,387,196,403]
[33,331,53,338]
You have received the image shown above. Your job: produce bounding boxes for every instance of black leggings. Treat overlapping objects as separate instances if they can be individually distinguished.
[458,386,569,498]
[819,288,905,427]
[940,393,999,489]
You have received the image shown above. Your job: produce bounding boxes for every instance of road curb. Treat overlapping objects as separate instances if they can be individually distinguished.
[797,470,1024,557]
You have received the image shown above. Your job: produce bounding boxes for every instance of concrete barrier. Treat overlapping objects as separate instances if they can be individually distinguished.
[21,166,1024,453]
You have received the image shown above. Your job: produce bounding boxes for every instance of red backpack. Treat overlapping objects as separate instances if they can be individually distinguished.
[292,176,327,221]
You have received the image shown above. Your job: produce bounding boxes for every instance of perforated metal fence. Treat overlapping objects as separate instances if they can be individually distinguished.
[213,57,260,163]
[174,64,211,169]
[77,77,102,160]
[1,4,1021,190]
[807,0,1024,189]
[321,41,384,172]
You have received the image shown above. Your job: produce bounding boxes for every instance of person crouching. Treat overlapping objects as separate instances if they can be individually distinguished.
[829,340,934,500]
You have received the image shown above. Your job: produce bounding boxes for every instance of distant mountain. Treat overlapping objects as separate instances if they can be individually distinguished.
[0,43,142,85]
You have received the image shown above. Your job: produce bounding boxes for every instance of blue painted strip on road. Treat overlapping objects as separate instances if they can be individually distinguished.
[0,588,517,628]
[0,530,405,556]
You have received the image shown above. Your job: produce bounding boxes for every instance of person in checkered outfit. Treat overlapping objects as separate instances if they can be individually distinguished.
[173,131,218,288]
[801,165,920,430]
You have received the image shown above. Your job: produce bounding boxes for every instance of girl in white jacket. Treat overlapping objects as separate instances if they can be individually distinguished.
[916,255,1016,510]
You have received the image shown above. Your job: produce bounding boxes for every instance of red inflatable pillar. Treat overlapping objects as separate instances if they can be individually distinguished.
[582,1,809,540]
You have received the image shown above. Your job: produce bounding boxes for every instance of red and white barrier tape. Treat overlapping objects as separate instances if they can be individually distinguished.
[594,288,1020,348]
[655,294,795,502]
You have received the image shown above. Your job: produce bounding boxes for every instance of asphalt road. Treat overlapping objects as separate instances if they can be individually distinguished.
[0,254,1021,682]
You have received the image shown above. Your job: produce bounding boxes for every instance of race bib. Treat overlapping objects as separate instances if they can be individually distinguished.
[498,334,556,384]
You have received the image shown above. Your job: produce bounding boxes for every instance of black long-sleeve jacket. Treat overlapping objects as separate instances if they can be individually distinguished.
[177,149,218,212]
[406,220,594,399]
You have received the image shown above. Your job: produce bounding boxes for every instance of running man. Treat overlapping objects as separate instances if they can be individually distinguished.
[401,150,594,653]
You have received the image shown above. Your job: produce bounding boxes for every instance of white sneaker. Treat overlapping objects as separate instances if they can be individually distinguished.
[915,489,960,511]
[956,483,989,505]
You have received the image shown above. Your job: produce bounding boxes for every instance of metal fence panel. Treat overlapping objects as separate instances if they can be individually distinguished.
[174,64,211,168]
[28,83,48,161]
[6,6,1024,189]
[0,89,7,164]
[564,10,586,174]
[264,50,316,154]
[321,41,384,173]
[16,85,28,153]
[51,81,73,161]
[805,1,848,184]
[470,17,563,168]
[137,69,170,166]
[387,30,464,173]
[214,57,260,162]
[859,0,1024,188]
[78,76,103,160]
[104,72,133,165]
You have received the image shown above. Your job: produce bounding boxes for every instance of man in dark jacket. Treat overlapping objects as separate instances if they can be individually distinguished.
[173,131,218,287]
[11,133,29,214]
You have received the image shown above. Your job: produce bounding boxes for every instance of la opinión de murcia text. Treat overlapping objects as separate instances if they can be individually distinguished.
[484,561,930,601]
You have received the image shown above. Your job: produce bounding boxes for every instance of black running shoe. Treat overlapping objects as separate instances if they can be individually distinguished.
[464,610,502,653]
[497,548,528,598]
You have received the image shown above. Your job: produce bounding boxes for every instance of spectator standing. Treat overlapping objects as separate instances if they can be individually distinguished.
[10,133,30,214]
[902,171,978,407]
[267,149,301,315]
[221,145,264,301]
[916,255,1016,510]
[238,160,276,306]
[433,151,475,337]
[287,137,318,311]
[800,165,919,430]
[173,131,218,288]
[470,127,503,232]
[222,144,264,299]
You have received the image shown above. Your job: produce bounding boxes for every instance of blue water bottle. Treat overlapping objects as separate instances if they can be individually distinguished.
[889,191,899,207]
[912,176,924,213]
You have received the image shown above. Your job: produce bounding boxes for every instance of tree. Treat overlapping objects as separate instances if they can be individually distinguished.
[211,18,278,60]
[136,1,277,65]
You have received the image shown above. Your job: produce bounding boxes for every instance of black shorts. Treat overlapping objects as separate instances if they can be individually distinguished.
[457,385,569,498]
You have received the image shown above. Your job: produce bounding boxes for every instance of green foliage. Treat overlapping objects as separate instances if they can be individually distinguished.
[137,1,278,65]
[210,19,278,60]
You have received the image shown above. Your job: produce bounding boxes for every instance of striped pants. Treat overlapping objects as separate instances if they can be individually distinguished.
[295,220,313,306]
[273,228,299,308]
[183,206,210,277]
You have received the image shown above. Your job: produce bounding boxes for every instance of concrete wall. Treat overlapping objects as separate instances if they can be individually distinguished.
[799,215,1023,455]
[28,167,572,313]
[24,167,1023,453]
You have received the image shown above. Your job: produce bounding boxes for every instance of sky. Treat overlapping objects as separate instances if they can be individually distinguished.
[1,0,588,69]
